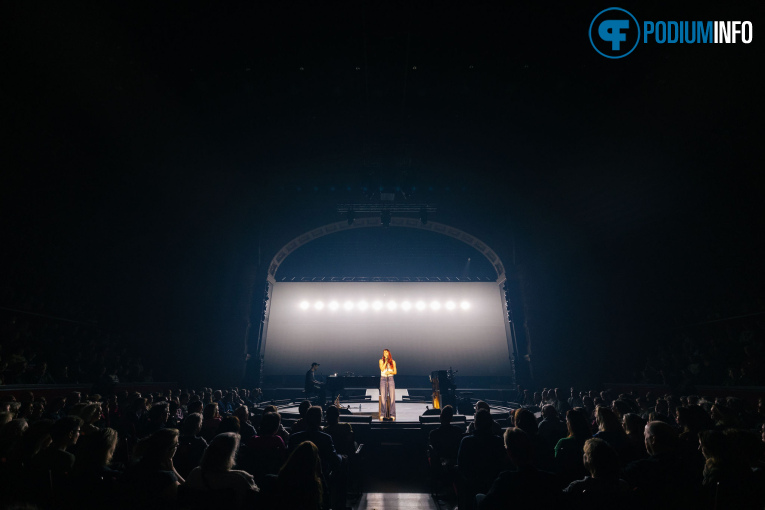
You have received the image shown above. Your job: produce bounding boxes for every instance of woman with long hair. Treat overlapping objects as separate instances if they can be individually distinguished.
[274,441,323,510]
[200,403,222,443]
[121,428,185,509]
[379,349,397,420]
[554,408,592,485]
[593,406,629,464]
[69,428,121,510]
[186,432,259,510]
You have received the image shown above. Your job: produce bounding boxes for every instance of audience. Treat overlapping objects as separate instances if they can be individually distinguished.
[1,376,764,510]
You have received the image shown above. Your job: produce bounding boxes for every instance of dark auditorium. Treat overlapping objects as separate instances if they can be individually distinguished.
[1,2,764,509]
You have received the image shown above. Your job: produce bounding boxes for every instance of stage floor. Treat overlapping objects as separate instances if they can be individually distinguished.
[279,401,439,424]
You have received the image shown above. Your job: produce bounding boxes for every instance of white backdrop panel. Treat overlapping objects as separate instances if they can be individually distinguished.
[263,282,512,377]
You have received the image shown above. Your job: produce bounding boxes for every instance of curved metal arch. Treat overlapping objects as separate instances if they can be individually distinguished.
[267,216,506,284]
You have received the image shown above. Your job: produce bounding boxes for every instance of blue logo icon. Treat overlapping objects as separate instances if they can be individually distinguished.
[590,7,640,59]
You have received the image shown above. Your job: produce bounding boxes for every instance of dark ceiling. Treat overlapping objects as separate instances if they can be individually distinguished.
[1,1,763,385]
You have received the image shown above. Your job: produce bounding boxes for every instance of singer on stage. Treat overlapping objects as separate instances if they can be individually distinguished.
[379,349,397,420]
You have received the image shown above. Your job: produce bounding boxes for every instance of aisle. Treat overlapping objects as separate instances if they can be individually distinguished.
[353,493,440,510]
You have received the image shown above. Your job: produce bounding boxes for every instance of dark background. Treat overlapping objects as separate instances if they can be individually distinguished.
[1,1,763,388]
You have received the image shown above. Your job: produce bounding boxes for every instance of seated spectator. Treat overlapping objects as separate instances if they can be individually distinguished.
[699,429,764,509]
[218,415,241,435]
[174,412,208,479]
[186,432,259,510]
[611,399,632,421]
[649,399,674,426]
[513,407,553,471]
[187,400,204,416]
[711,403,739,430]
[621,413,648,462]
[121,428,185,509]
[554,408,591,485]
[429,405,464,467]
[244,410,286,485]
[137,402,171,439]
[14,419,54,468]
[457,409,507,510]
[592,406,629,463]
[288,406,341,466]
[538,404,567,452]
[288,406,345,510]
[233,405,256,441]
[0,412,13,429]
[68,427,122,510]
[0,418,28,463]
[262,405,290,445]
[200,403,222,443]
[466,401,503,436]
[552,388,571,415]
[30,415,83,479]
[323,406,355,456]
[274,441,323,510]
[120,396,148,439]
[623,421,702,509]
[563,438,631,509]
[290,400,313,434]
[79,403,103,437]
[105,394,121,429]
[477,427,561,509]
[166,399,181,429]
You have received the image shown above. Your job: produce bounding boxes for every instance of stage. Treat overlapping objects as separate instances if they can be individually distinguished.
[279,401,438,425]
[272,398,516,431]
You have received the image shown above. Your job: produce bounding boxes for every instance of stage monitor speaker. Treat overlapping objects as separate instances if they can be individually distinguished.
[422,408,441,416]
[338,408,353,415]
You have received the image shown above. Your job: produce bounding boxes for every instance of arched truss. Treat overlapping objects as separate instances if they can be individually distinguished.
[267,216,506,284]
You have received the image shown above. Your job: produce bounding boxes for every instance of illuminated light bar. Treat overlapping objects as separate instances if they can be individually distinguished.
[298,300,471,311]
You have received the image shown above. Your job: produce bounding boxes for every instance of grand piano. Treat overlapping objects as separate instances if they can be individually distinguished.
[326,375,379,398]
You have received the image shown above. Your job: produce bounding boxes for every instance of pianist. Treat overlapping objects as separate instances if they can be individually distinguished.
[305,362,326,406]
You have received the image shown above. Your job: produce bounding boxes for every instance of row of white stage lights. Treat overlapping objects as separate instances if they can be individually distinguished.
[298,300,471,311]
